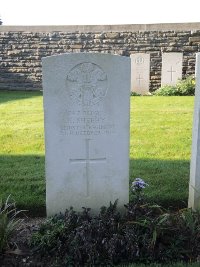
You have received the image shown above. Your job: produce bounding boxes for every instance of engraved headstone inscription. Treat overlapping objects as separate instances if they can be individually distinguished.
[130,53,150,95]
[161,53,183,86]
[42,53,131,216]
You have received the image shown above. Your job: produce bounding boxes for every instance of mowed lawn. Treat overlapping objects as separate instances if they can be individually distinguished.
[0,91,194,215]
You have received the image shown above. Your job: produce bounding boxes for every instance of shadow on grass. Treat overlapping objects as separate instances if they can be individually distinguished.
[0,90,42,104]
[0,155,190,217]
[130,158,190,209]
[0,154,46,217]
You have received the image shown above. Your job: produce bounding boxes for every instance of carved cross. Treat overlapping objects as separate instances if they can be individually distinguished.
[167,66,176,82]
[136,74,143,86]
[69,139,106,197]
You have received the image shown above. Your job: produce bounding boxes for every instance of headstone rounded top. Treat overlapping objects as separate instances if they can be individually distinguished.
[42,52,131,216]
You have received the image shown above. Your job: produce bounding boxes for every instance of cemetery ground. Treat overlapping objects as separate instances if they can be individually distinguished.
[0,90,197,266]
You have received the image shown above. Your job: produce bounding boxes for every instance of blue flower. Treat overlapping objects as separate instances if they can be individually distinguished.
[131,178,149,191]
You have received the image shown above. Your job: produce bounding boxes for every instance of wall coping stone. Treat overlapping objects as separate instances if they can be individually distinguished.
[1,22,200,32]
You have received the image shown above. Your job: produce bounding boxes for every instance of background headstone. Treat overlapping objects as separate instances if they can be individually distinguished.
[188,53,200,210]
[130,53,150,95]
[161,53,183,86]
[42,53,131,216]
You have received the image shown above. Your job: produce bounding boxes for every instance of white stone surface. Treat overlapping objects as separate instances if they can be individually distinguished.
[130,53,150,94]
[161,53,183,86]
[188,53,200,210]
[42,53,131,216]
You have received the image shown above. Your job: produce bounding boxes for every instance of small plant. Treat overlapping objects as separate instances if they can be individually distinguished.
[0,195,24,253]
[30,180,200,265]
[130,91,141,96]
[176,76,195,96]
[131,178,149,196]
[153,85,179,96]
[154,76,195,96]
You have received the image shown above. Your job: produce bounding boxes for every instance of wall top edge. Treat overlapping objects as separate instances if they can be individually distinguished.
[1,22,200,32]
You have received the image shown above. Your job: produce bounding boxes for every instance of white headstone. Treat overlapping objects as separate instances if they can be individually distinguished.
[188,53,200,210]
[161,53,183,86]
[130,53,150,95]
[42,53,131,216]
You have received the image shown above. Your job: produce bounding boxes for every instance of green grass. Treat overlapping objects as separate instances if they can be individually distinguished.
[129,96,194,208]
[0,91,195,215]
[0,91,45,215]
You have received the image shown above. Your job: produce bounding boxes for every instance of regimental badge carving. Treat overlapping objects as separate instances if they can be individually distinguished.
[66,62,108,106]
[135,56,144,65]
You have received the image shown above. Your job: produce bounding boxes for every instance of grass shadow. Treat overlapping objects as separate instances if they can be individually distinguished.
[0,154,46,216]
[0,155,190,217]
[130,158,190,209]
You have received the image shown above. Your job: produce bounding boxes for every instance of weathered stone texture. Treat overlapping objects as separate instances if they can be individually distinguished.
[0,26,200,91]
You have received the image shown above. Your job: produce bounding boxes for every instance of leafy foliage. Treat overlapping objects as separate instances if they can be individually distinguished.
[31,180,200,266]
[126,263,200,267]
[154,76,195,96]
[153,85,179,96]
[176,76,196,96]
[0,195,24,253]
[130,92,142,96]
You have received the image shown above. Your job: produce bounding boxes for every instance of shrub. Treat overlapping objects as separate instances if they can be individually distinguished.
[176,76,195,96]
[153,85,179,96]
[31,179,200,265]
[0,195,24,253]
[130,92,141,96]
[154,76,195,96]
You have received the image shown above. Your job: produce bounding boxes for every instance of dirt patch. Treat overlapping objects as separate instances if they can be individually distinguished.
[0,217,50,267]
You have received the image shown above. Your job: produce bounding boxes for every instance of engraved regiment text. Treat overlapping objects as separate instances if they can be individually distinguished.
[60,110,115,136]
[61,62,115,136]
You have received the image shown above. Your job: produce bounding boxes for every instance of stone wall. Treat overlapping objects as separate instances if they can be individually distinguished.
[0,23,200,91]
